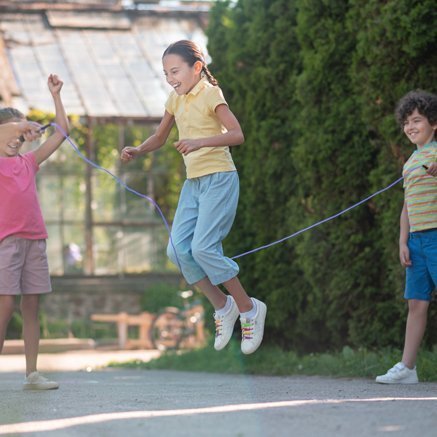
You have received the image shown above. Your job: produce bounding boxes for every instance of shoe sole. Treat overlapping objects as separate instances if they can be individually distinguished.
[214,305,240,351]
[241,301,267,355]
[375,378,418,384]
[23,384,59,390]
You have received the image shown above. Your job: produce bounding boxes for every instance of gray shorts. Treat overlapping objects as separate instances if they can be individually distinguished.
[0,236,52,295]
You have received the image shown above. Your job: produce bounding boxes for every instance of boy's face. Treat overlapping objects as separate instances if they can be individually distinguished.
[0,118,25,158]
[403,108,436,148]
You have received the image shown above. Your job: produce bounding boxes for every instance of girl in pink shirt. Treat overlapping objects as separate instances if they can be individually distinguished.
[0,74,69,390]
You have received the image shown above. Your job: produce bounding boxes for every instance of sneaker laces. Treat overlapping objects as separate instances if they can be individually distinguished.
[214,314,224,338]
[241,319,254,340]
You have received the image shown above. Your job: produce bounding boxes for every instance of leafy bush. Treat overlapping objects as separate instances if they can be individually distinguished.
[207,0,436,352]
[140,283,185,313]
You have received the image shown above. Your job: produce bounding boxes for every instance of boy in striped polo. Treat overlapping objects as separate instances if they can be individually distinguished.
[376,90,437,384]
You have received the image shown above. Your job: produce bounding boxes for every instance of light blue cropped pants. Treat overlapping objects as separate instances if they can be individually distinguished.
[167,171,240,285]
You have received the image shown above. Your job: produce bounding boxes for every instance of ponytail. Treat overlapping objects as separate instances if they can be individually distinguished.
[202,65,218,86]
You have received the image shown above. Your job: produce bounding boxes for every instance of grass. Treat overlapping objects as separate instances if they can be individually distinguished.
[109,339,437,382]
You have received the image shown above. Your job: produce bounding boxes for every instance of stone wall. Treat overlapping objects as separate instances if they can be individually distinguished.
[40,273,182,321]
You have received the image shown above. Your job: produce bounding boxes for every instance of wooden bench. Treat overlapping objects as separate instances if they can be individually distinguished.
[91,311,155,350]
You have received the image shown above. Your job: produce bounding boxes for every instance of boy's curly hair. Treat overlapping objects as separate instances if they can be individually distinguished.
[395,90,437,127]
[0,107,25,125]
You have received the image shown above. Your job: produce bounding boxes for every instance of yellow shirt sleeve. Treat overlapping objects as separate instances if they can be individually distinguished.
[205,86,228,114]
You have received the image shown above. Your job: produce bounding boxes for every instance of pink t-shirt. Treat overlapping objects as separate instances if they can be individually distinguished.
[0,152,48,241]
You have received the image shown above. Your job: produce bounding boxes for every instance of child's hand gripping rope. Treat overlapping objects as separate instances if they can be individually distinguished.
[18,123,52,144]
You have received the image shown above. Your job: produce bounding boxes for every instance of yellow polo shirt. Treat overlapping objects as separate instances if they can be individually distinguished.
[165,79,236,179]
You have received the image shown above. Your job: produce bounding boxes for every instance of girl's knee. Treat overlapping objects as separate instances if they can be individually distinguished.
[167,241,193,266]
[20,295,39,313]
[0,296,15,319]
[191,244,209,265]
[166,242,177,264]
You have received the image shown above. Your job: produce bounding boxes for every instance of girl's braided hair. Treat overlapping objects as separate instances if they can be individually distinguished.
[163,40,218,86]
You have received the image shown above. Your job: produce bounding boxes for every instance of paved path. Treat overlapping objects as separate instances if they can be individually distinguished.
[1,366,437,436]
[0,349,160,372]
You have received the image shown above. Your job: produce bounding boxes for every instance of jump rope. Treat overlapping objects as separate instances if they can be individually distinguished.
[31,122,429,268]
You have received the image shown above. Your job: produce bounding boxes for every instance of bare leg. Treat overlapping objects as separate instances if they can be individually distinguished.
[194,277,227,310]
[222,276,253,313]
[20,295,40,376]
[401,299,429,369]
[194,276,254,313]
[0,295,15,353]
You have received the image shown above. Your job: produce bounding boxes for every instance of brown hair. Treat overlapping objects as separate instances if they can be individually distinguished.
[395,90,437,127]
[163,40,218,86]
[0,107,25,125]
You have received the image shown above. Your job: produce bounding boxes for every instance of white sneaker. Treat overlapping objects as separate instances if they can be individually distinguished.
[214,297,239,351]
[23,372,59,390]
[240,298,267,355]
[375,362,418,384]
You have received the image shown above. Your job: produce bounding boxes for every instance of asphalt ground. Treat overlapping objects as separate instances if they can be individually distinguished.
[1,351,437,437]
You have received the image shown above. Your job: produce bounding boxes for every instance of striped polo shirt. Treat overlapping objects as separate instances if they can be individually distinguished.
[403,141,437,232]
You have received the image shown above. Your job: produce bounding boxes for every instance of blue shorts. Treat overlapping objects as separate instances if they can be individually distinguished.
[404,228,437,301]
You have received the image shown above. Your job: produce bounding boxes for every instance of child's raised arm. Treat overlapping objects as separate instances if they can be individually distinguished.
[33,74,69,165]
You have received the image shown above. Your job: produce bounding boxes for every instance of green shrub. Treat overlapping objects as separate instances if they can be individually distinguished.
[207,0,436,352]
[140,283,185,313]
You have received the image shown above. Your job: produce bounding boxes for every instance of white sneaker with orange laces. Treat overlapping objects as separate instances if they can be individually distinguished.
[213,297,239,351]
[240,298,267,355]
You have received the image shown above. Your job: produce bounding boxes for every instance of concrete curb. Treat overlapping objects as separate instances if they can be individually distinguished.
[2,338,96,354]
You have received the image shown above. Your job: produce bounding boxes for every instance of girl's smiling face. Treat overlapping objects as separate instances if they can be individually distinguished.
[1,137,23,157]
[163,54,202,95]
[403,108,436,148]
[0,117,25,158]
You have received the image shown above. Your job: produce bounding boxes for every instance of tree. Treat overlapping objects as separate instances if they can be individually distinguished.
[207,0,436,351]
[208,0,310,348]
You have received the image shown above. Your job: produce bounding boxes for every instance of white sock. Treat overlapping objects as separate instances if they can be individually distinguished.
[215,295,233,317]
[240,298,257,319]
